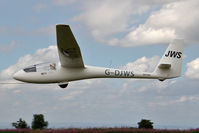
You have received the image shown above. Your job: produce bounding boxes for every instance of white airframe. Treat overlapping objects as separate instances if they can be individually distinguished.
[13,24,184,88]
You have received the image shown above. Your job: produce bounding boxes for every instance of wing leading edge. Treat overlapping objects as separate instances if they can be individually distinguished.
[56,24,84,68]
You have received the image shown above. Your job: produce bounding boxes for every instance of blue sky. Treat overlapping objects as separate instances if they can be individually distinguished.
[0,0,199,129]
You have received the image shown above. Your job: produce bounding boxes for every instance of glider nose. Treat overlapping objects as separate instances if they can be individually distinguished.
[13,70,24,81]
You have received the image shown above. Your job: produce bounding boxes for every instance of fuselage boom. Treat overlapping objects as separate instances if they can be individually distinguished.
[13,64,163,84]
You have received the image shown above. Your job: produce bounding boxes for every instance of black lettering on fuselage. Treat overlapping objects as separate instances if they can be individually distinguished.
[115,70,120,76]
[105,69,134,77]
[165,50,182,59]
[105,69,110,75]
[123,71,130,77]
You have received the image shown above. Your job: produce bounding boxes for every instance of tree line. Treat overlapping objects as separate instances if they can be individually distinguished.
[12,114,48,129]
[12,114,153,129]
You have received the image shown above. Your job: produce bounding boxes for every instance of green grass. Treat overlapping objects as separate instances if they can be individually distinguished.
[0,128,199,133]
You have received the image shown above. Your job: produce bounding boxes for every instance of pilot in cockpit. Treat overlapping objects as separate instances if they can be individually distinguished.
[50,63,56,70]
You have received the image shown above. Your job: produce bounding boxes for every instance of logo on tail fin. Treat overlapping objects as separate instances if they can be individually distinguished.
[165,50,182,59]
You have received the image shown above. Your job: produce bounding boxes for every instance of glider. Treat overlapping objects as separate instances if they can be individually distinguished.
[13,24,184,88]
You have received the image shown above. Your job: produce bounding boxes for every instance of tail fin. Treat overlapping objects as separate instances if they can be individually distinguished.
[153,39,184,81]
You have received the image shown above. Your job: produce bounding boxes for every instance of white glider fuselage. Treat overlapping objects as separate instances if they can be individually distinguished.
[13,24,184,88]
[14,65,163,84]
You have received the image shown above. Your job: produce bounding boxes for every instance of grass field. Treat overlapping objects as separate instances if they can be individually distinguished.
[0,128,199,133]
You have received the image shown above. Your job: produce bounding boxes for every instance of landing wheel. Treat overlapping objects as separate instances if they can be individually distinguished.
[59,83,68,88]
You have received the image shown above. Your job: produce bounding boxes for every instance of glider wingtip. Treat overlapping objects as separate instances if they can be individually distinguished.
[56,24,70,28]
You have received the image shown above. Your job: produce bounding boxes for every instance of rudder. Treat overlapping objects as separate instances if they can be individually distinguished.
[154,39,184,81]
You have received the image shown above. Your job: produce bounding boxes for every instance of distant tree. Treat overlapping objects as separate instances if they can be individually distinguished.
[31,114,48,129]
[12,118,29,129]
[138,119,153,129]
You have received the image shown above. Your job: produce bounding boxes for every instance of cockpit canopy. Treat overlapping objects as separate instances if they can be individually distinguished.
[23,63,56,73]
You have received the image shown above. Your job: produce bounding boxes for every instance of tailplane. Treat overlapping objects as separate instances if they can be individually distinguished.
[153,39,184,81]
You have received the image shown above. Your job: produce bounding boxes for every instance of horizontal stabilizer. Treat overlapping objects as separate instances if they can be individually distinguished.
[158,64,171,69]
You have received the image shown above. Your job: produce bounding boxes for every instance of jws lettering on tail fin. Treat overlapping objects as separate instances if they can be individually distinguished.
[165,51,182,58]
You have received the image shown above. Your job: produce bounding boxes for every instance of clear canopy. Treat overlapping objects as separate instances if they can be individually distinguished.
[23,62,56,73]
